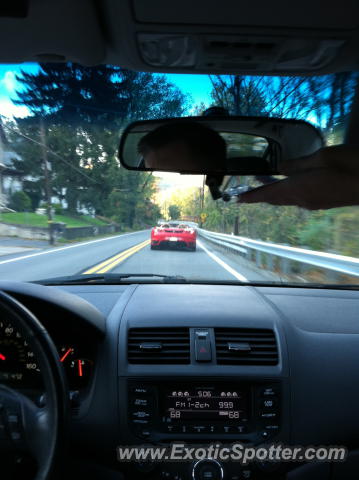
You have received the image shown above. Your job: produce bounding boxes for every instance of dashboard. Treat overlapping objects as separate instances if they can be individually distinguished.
[0,281,359,480]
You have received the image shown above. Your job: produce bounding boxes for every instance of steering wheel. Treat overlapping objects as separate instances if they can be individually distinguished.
[0,291,69,480]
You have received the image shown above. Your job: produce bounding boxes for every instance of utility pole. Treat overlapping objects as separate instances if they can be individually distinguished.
[199,176,205,227]
[201,175,205,211]
[39,120,55,245]
[233,175,242,235]
[233,215,239,235]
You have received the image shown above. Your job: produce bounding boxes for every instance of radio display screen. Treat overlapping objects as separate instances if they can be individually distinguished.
[162,386,249,422]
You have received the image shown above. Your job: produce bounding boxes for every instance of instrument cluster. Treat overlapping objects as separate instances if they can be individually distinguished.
[0,319,95,390]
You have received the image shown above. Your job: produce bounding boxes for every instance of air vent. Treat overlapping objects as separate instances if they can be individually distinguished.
[215,328,278,365]
[128,328,190,364]
[71,406,80,417]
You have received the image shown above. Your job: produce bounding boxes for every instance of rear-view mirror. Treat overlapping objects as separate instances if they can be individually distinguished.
[118,116,323,175]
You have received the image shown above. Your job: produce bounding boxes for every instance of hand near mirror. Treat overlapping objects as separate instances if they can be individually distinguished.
[238,145,359,210]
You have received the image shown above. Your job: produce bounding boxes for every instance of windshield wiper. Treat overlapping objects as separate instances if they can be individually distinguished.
[33,275,359,289]
[34,273,188,285]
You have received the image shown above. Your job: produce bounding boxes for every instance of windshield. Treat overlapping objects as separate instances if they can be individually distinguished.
[0,63,357,285]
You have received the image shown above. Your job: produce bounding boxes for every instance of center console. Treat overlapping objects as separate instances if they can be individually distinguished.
[117,287,289,479]
[122,378,286,479]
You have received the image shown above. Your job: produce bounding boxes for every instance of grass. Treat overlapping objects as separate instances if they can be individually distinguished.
[0,212,108,228]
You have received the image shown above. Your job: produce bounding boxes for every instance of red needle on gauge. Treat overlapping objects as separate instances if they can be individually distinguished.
[0,353,6,361]
[60,348,73,362]
[78,360,83,377]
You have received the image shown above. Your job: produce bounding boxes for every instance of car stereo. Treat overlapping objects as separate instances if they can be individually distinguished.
[127,380,280,443]
[163,387,248,422]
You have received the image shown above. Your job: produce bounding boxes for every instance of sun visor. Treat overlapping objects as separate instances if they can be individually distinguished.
[0,0,105,64]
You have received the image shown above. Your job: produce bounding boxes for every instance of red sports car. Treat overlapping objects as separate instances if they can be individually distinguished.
[150,222,197,251]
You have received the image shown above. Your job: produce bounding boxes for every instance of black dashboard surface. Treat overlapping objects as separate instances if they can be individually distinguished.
[56,283,359,335]
[1,281,359,476]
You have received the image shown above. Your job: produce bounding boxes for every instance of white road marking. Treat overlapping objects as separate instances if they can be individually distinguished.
[0,231,147,266]
[0,246,38,256]
[197,240,248,282]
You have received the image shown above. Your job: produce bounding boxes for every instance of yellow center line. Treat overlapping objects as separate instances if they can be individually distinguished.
[96,240,150,273]
[82,239,150,274]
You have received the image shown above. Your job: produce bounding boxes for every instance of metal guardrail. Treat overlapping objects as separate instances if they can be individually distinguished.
[198,229,359,279]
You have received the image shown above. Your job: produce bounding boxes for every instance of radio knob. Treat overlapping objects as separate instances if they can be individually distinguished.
[192,459,224,480]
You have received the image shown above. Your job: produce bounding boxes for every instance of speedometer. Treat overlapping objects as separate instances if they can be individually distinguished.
[0,320,41,386]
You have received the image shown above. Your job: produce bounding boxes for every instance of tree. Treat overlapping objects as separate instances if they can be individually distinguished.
[14,64,129,125]
[208,73,358,130]
[192,101,209,116]
[168,204,181,220]
[11,63,188,222]
[9,191,32,212]
[14,63,188,127]
[209,75,267,115]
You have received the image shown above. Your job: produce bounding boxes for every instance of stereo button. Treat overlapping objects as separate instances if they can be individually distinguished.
[166,425,180,433]
[192,460,224,480]
[191,425,206,433]
[260,411,278,419]
[133,398,149,407]
[261,387,278,396]
[131,386,152,395]
[223,425,235,433]
[236,425,247,434]
[264,424,279,431]
[261,398,278,409]
[132,411,151,418]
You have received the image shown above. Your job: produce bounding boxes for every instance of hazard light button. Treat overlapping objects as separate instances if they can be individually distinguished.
[195,330,212,362]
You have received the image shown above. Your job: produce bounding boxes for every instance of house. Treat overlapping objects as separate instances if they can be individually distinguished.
[0,122,23,210]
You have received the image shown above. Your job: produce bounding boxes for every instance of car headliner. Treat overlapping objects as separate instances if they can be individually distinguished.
[0,0,359,76]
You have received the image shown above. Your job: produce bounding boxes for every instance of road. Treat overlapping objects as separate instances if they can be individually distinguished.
[0,230,273,282]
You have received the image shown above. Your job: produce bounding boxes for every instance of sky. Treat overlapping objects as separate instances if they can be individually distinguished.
[0,63,40,117]
[165,73,213,109]
[154,171,204,188]
[0,63,213,118]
